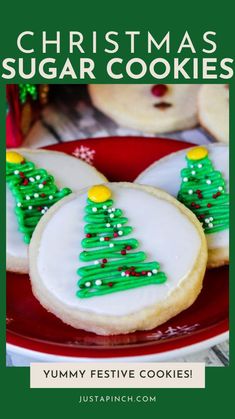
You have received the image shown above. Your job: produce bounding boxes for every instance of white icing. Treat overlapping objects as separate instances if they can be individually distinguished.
[37,185,201,316]
[7,150,105,261]
[136,145,229,250]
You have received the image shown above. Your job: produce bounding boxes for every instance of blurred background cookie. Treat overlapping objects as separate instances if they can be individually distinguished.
[198,84,229,144]
[88,84,201,134]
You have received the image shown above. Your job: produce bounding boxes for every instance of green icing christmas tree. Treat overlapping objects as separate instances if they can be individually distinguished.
[77,185,167,298]
[6,151,71,244]
[177,146,229,234]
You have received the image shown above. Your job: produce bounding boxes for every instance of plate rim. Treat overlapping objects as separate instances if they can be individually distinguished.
[7,332,229,362]
[6,316,228,358]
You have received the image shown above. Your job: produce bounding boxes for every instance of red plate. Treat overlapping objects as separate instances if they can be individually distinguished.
[6,137,229,359]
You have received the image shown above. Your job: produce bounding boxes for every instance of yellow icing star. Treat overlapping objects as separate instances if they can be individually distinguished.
[88,185,112,203]
[6,151,25,164]
[187,146,208,161]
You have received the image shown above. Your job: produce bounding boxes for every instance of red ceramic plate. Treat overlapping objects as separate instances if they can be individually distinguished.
[6,137,229,360]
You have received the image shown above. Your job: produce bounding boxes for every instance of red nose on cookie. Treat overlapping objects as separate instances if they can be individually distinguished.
[151,84,168,97]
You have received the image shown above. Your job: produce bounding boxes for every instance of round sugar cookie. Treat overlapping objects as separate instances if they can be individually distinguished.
[88,84,201,133]
[29,182,207,336]
[7,148,107,274]
[136,144,229,268]
[198,84,229,144]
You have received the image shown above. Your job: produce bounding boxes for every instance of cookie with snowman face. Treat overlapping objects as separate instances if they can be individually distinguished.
[6,148,107,274]
[29,183,207,335]
[136,145,229,268]
[198,84,229,144]
[88,84,201,133]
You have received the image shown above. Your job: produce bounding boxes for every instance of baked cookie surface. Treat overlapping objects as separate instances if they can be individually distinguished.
[88,84,200,133]
[198,84,229,144]
[136,145,229,268]
[6,148,107,274]
[29,183,207,335]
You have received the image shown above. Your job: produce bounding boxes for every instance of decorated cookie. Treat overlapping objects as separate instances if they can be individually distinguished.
[136,145,229,268]
[6,148,107,274]
[29,183,207,335]
[198,84,229,144]
[88,84,200,133]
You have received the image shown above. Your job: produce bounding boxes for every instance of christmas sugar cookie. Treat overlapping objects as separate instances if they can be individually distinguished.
[6,149,107,274]
[136,145,229,268]
[198,84,229,144]
[29,183,207,335]
[88,84,200,133]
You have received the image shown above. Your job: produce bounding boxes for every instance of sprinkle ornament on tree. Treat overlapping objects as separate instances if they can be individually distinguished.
[186,146,208,160]
[6,151,25,164]
[77,185,167,298]
[88,185,112,203]
[177,146,229,234]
